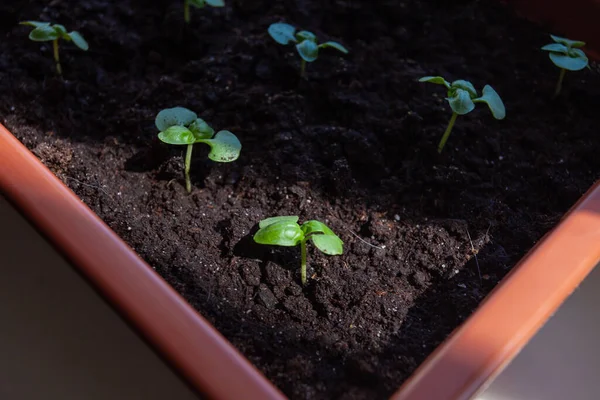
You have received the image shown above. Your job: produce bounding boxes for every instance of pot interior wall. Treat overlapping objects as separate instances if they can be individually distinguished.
[0,196,201,400]
[476,262,600,400]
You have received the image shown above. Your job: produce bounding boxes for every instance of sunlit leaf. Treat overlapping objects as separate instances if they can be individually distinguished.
[259,216,299,229]
[158,126,196,145]
[197,130,241,162]
[188,118,214,139]
[311,234,343,255]
[205,0,225,6]
[301,220,335,236]
[253,220,304,247]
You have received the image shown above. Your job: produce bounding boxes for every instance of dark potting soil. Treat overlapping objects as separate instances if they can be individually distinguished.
[1,0,599,398]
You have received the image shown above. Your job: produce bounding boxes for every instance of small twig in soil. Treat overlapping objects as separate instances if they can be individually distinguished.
[65,176,112,199]
[349,231,386,250]
[466,227,482,283]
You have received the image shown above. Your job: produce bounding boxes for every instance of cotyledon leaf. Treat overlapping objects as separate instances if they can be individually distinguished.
[155,107,198,131]
[253,220,304,247]
[473,85,506,120]
[196,130,241,162]
[29,25,60,41]
[447,89,475,115]
[311,234,343,255]
[296,40,319,62]
[157,126,196,145]
[68,31,89,51]
[268,23,297,45]
[259,216,299,229]
[318,41,348,54]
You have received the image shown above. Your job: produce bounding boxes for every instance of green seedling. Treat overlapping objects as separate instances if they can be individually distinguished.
[419,77,506,153]
[267,22,348,78]
[253,216,343,285]
[20,21,88,76]
[155,107,241,193]
[541,34,589,97]
[183,0,224,24]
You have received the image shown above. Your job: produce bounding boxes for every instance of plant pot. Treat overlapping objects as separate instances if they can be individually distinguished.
[2,1,600,398]
[0,124,285,399]
[3,121,600,399]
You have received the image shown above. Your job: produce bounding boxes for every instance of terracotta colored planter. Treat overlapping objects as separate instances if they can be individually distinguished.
[1,4,600,394]
[390,181,600,400]
[3,123,600,400]
[0,123,285,400]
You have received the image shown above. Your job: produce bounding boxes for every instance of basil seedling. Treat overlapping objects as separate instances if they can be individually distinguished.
[253,216,343,285]
[156,107,241,192]
[419,77,506,153]
[20,21,88,76]
[184,0,224,24]
[268,22,348,78]
[541,34,589,97]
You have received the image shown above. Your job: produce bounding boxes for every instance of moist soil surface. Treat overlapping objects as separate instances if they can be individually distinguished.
[2,0,599,398]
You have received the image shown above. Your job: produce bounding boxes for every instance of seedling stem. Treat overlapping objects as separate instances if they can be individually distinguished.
[185,143,193,192]
[52,39,62,75]
[300,59,306,78]
[300,239,308,285]
[554,68,566,98]
[439,112,458,153]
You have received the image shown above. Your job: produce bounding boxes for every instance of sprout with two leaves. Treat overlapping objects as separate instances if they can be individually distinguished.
[253,216,343,285]
[20,21,88,76]
[155,107,241,193]
[183,0,224,24]
[541,35,589,97]
[419,77,506,153]
[268,22,348,78]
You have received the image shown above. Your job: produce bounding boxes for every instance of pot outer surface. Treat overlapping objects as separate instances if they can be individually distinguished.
[1,0,599,398]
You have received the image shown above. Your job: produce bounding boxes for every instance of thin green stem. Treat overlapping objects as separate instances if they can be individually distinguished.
[185,143,193,193]
[553,68,566,98]
[300,239,307,285]
[53,39,62,76]
[438,112,458,153]
[184,0,190,24]
[300,59,306,78]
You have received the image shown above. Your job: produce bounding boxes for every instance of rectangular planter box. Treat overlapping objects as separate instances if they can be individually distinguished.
[1,1,600,399]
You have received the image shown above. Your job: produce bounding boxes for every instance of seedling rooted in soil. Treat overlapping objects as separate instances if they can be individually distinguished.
[183,0,224,24]
[253,216,343,285]
[268,22,348,78]
[155,107,241,193]
[541,34,589,97]
[419,77,506,153]
[20,21,88,76]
